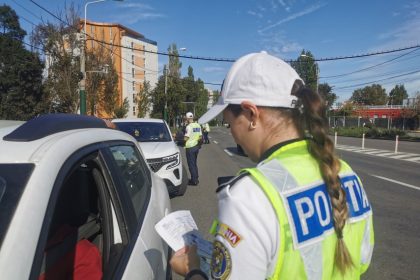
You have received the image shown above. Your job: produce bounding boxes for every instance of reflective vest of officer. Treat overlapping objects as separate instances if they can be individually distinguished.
[241,140,374,280]
[204,123,210,132]
[185,122,202,148]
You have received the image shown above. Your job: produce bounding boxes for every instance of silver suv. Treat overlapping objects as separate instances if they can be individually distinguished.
[113,118,187,198]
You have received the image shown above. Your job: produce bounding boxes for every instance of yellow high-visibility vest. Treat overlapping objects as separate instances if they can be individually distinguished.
[241,140,374,280]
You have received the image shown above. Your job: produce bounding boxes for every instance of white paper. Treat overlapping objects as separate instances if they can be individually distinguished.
[155,210,199,251]
[155,210,212,254]
[154,210,213,275]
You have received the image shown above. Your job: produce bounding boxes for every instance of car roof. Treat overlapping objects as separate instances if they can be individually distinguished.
[0,114,141,164]
[112,118,165,124]
[3,114,108,142]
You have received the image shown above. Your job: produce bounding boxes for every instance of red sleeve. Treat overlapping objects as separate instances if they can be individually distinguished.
[73,239,103,280]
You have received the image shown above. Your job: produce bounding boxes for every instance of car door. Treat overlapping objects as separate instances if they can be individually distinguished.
[29,143,118,280]
[102,142,155,279]
[103,142,169,280]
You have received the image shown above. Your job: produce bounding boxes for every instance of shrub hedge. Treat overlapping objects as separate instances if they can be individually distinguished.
[330,127,412,140]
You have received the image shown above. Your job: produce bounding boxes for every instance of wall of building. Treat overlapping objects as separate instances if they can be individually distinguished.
[83,20,158,119]
[121,38,146,118]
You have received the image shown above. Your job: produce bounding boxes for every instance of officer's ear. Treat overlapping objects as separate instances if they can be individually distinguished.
[240,101,259,123]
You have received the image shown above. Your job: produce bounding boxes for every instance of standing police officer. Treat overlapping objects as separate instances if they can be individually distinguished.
[184,112,202,186]
[202,123,210,144]
[170,52,374,280]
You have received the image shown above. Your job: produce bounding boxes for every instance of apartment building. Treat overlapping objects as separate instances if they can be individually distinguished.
[83,20,158,118]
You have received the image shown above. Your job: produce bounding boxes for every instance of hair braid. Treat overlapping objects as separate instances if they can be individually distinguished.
[293,85,353,274]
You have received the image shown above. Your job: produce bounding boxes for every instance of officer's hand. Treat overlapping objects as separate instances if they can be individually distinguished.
[170,245,201,276]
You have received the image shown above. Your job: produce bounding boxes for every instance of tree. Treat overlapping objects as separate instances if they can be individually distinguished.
[137,81,152,117]
[291,50,318,92]
[113,97,129,118]
[0,5,44,120]
[31,3,82,113]
[389,84,408,105]
[168,43,182,78]
[350,84,387,105]
[318,83,337,109]
[152,44,187,126]
[336,101,354,116]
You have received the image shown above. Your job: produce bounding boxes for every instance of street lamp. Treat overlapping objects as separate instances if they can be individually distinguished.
[164,47,187,122]
[300,54,319,93]
[80,0,123,115]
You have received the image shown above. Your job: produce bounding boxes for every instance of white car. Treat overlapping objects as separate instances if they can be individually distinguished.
[112,118,187,198]
[0,114,171,280]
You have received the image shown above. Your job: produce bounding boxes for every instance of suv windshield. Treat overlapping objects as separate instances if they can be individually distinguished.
[0,164,34,247]
[115,122,172,142]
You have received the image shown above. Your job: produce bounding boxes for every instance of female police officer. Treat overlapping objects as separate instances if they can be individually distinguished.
[170,51,374,280]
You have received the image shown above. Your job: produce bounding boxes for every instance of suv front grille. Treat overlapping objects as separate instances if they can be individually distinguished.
[147,152,179,172]
[147,158,166,172]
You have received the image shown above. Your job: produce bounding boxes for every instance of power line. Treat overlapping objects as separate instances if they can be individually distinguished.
[28,0,157,85]
[11,0,44,22]
[25,0,420,64]
[321,47,420,79]
[334,69,420,90]
[330,66,420,85]
[27,0,420,92]
[18,14,38,27]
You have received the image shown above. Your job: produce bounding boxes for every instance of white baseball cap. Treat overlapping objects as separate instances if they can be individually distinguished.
[186,112,194,119]
[198,51,303,124]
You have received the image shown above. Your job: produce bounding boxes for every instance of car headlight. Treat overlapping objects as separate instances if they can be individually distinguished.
[164,152,180,170]
[147,152,180,172]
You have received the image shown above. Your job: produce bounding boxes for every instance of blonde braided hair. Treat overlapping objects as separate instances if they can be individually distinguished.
[293,82,353,273]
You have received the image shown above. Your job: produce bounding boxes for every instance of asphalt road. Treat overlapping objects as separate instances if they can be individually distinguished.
[171,127,420,279]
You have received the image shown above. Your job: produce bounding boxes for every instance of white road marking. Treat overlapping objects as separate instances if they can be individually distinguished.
[335,144,420,163]
[224,149,233,156]
[213,141,218,144]
[375,152,400,157]
[372,175,420,191]
[388,153,418,159]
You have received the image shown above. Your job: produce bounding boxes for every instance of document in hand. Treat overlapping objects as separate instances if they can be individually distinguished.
[155,210,211,251]
[155,210,213,273]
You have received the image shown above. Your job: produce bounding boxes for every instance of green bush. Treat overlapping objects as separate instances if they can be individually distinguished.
[332,126,406,139]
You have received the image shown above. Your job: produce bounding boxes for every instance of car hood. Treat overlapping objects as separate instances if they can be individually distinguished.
[138,141,179,159]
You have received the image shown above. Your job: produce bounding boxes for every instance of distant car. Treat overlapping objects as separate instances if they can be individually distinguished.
[0,114,171,280]
[113,118,187,198]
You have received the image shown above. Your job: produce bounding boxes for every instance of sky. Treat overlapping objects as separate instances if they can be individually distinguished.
[4,0,420,103]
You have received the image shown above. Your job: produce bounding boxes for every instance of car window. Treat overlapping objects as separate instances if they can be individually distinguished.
[0,163,34,247]
[37,162,104,280]
[114,122,172,142]
[109,145,150,220]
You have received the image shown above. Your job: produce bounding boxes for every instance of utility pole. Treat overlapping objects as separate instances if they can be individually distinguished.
[79,29,86,115]
[164,65,168,122]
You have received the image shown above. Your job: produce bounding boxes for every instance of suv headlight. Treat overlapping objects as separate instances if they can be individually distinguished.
[147,152,180,172]
[163,152,180,170]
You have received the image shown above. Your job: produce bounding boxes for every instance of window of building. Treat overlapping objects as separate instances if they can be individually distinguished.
[132,55,134,65]
[133,94,136,102]
[132,68,135,78]
[382,115,387,118]
[131,42,134,51]
[133,106,136,114]
[374,114,378,118]
[132,81,135,91]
